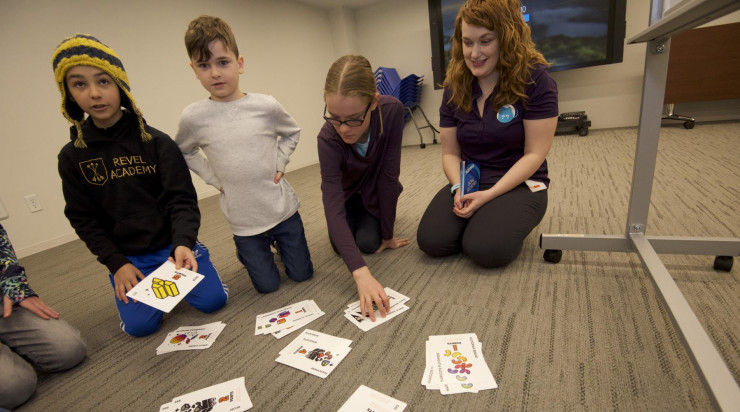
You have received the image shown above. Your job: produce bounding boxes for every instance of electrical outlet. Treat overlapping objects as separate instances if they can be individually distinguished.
[0,197,8,220]
[24,194,43,213]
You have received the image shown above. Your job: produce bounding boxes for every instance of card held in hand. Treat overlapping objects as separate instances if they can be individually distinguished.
[460,160,480,197]
[125,260,204,313]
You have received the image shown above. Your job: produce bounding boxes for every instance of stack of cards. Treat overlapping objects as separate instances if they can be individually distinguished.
[338,385,407,412]
[422,333,497,395]
[156,321,227,355]
[344,287,410,331]
[126,261,204,313]
[460,160,480,196]
[159,377,252,411]
[254,299,324,339]
[275,329,352,379]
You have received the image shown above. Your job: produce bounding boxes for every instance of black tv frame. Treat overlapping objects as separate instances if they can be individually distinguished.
[428,0,627,88]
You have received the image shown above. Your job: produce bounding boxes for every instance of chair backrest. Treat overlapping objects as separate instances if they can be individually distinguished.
[374,66,424,110]
[375,67,426,123]
[374,67,402,98]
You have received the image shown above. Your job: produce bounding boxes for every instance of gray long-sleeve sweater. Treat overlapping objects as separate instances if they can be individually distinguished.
[175,93,301,236]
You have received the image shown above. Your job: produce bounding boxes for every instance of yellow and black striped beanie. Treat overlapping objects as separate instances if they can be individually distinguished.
[52,34,151,148]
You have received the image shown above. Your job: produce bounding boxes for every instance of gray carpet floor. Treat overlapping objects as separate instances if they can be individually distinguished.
[15,121,739,411]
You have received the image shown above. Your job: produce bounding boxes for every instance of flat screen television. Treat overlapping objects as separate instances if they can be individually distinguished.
[428,0,627,87]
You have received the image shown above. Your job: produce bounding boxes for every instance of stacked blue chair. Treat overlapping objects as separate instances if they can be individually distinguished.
[374,67,438,148]
[374,67,401,98]
[397,74,423,122]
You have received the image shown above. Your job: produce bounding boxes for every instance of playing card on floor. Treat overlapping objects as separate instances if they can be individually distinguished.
[269,300,325,339]
[344,287,411,331]
[126,260,204,313]
[156,321,227,355]
[254,299,323,336]
[345,287,410,313]
[338,385,407,412]
[422,333,497,395]
[344,304,409,332]
[160,376,252,411]
[275,329,352,379]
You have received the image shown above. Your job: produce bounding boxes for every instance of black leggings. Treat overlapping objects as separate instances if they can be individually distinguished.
[330,194,382,255]
[417,183,547,268]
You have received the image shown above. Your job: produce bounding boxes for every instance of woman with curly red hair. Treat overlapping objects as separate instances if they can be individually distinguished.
[417,0,558,267]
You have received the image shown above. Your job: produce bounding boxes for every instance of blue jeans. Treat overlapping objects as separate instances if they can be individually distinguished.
[0,306,87,410]
[234,212,313,293]
[109,242,228,337]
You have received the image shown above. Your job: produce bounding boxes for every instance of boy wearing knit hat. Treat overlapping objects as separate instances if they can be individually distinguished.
[53,34,229,337]
[175,16,313,293]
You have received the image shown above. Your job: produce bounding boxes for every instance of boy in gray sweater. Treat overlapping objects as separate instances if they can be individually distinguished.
[176,15,313,293]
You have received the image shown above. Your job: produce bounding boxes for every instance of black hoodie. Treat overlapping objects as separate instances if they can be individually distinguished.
[57,111,200,274]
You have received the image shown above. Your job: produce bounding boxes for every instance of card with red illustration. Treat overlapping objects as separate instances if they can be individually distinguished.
[275,329,352,379]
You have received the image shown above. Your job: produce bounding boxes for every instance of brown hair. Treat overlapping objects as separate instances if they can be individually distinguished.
[324,55,377,103]
[323,55,383,134]
[184,15,239,61]
[444,0,549,112]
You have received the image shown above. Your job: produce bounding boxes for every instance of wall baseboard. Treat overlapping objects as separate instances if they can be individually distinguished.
[16,232,79,259]
[196,186,220,200]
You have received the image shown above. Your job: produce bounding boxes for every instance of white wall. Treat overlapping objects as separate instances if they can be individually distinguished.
[329,6,359,56]
[0,0,335,256]
[354,0,442,147]
[2,0,738,256]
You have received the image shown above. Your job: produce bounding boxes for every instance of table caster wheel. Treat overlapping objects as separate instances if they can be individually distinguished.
[713,256,733,272]
[544,249,562,264]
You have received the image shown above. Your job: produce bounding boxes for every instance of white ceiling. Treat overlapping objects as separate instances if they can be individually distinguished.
[295,0,384,10]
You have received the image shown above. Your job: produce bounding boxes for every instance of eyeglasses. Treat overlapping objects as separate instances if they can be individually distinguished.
[323,101,372,127]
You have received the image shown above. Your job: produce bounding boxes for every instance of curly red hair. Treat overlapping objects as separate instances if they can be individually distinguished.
[444,0,549,113]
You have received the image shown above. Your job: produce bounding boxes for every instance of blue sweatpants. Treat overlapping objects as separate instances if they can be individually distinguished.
[109,242,228,337]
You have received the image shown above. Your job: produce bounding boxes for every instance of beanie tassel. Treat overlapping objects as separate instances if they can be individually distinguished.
[135,108,152,142]
[73,121,87,148]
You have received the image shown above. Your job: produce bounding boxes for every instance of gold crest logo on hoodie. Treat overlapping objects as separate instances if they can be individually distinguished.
[79,158,108,186]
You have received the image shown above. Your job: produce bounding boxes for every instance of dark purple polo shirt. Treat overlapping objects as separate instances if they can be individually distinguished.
[439,64,558,186]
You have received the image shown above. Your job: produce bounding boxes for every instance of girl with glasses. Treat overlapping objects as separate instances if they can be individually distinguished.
[318,55,410,321]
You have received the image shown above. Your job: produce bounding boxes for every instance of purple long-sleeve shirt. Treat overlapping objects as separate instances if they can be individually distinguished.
[318,95,404,272]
